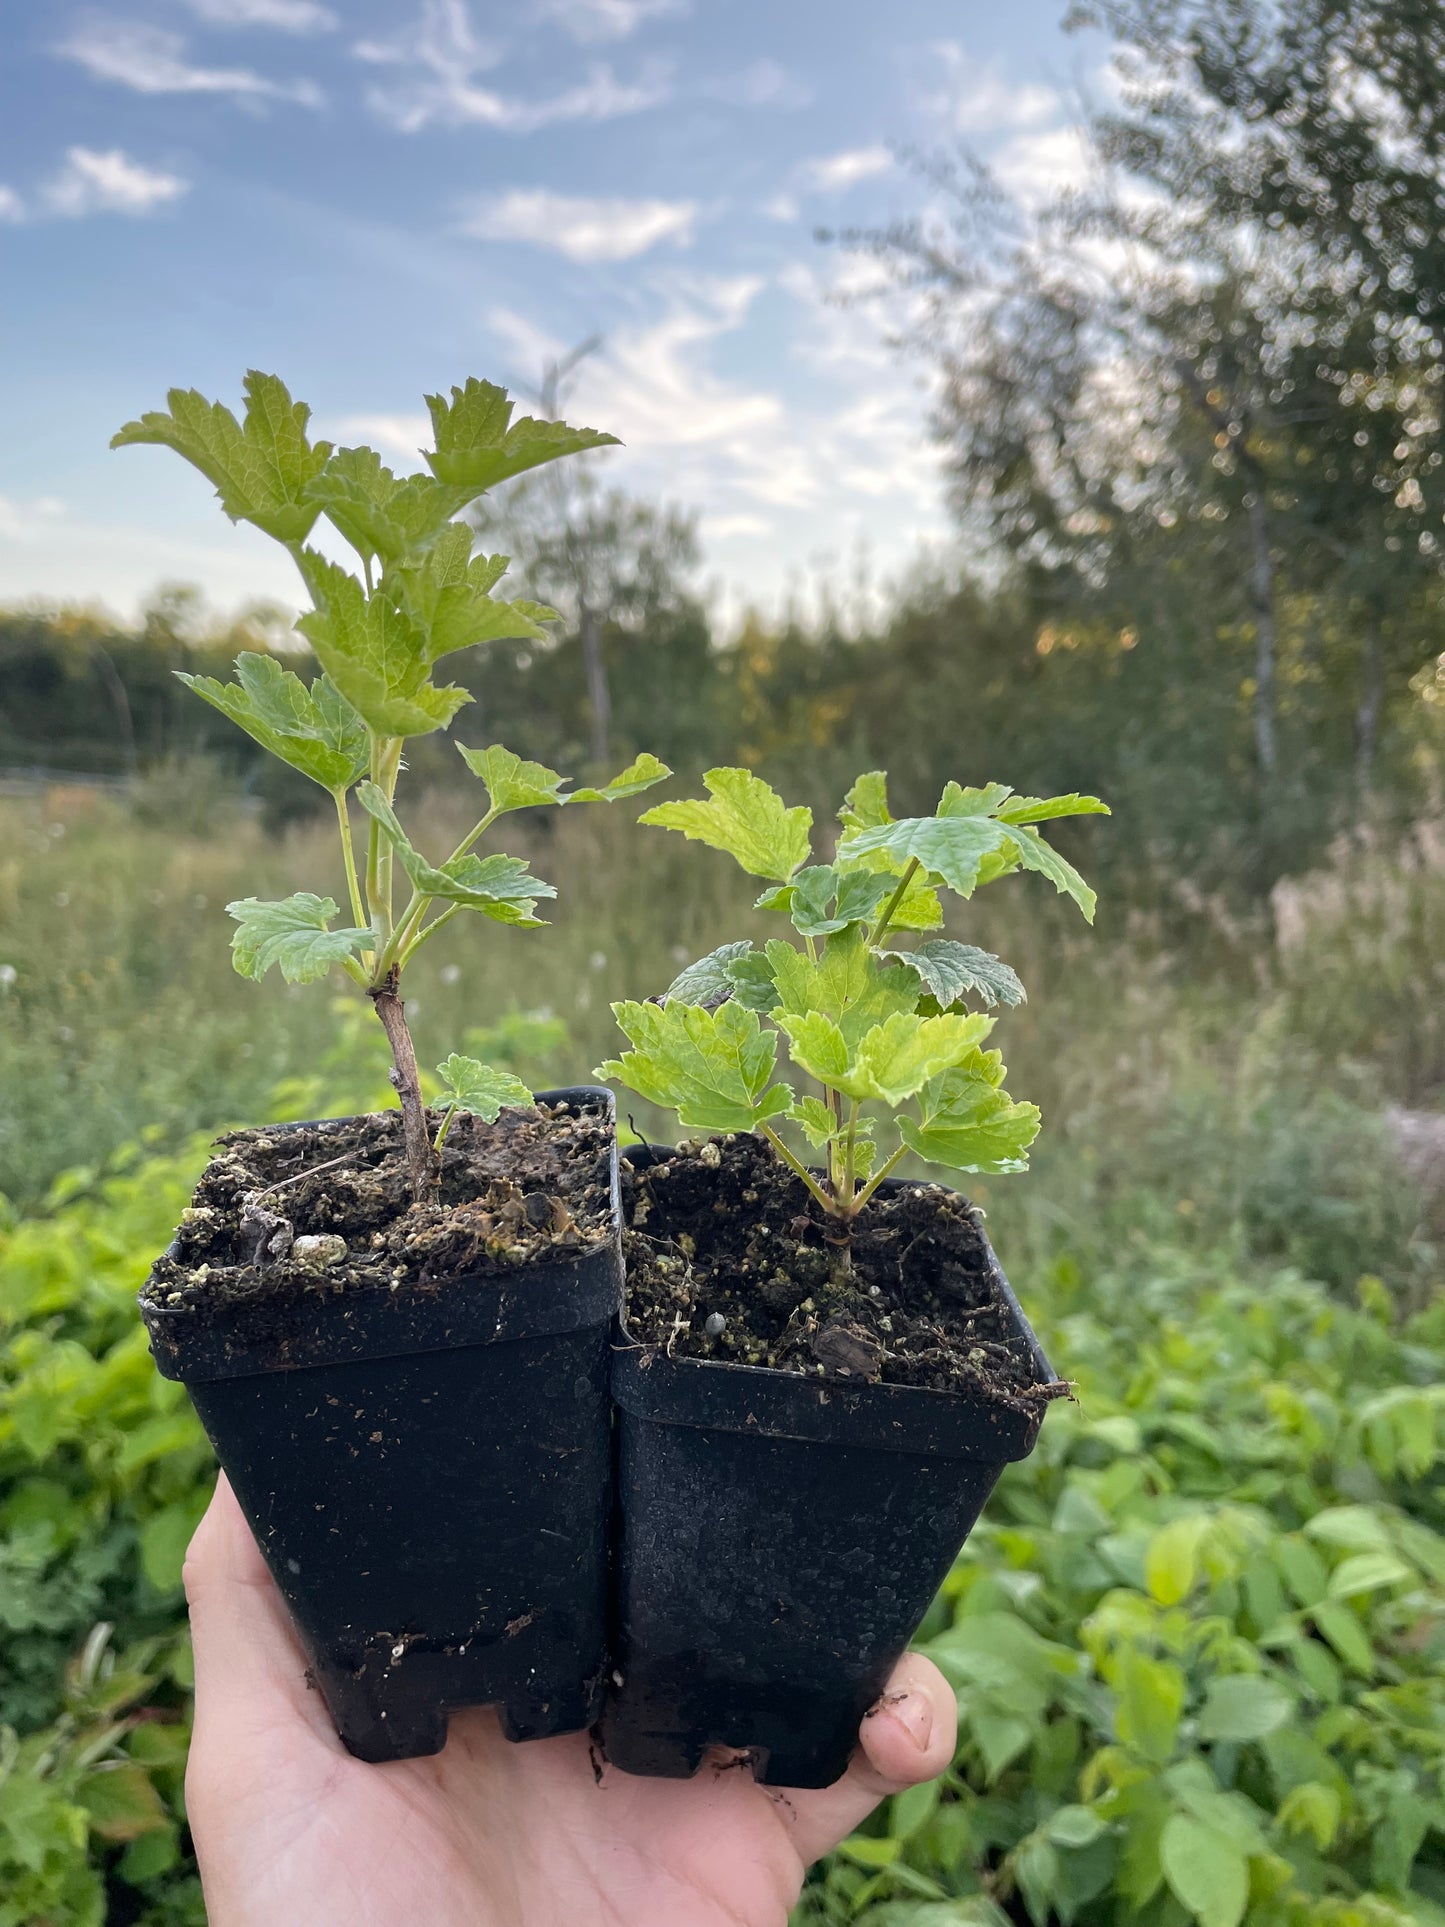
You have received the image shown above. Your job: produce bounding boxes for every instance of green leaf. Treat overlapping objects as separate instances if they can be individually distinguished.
[1311,1601,1376,1674]
[1047,1805,1107,1849]
[296,552,471,738]
[305,445,469,565]
[995,792,1110,824]
[1305,1505,1394,1553]
[1160,1815,1249,1927]
[112,370,331,543]
[177,652,368,793]
[640,767,813,881]
[457,743,670,813]
[424,377,619,494]
[775,1010,852,1088]
[435,1054,534,1122]
[755,864,893,936]
[789,1094,837,1148]
[727,950,782,1011]
[567,753,672,802]
[391,525,555,660]
[881,939,1026,1010]
[1276,1783,1342,1852]
[1327,1550,1413,1597]
[354,783,553,922]
[661,941,756,1008]
[77,1765,169,1844]
[1004,823,1099,922]
[1145,1515,1210,1606]
[226,894,371,984]
[1113,1649,1186,1764]
[766,926,920,1050]
[599,999,793,1134]
[845,1011,996,1106]
[901,1060,1041,1175]
[1196,1674,1294,1743]
[838,810,1015,900]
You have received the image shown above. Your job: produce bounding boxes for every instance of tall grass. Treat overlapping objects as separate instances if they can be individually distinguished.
[0,769,1437,1308]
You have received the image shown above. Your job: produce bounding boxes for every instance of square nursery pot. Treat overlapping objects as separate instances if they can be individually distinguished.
[601,1141,1057,1790]
[139,1087,621,1764]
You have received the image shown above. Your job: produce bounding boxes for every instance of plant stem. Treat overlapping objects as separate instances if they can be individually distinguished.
[370,971,437,1200]
[852,1144,908,1217]
[334,790,368,935]
[759,1123,836,1216]
[402,903,460,959]
[869,858,921,951]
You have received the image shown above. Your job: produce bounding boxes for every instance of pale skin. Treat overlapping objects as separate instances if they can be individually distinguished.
[184,1475,959,1927]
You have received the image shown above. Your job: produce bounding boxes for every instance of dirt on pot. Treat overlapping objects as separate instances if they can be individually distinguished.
[146,1098,614,1311]
[620,1132,1062,1410]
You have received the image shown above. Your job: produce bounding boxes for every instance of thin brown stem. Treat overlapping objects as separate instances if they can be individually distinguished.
[369,973,437,1200]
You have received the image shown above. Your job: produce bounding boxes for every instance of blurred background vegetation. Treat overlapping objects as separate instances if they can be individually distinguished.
[2,0,1444,1921]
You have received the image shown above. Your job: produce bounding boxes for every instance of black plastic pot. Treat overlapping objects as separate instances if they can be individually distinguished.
[140,1088,621,1764]
[601,1148,1054,1789]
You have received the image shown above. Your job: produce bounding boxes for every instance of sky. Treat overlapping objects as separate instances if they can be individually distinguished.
[0,0,1104,625]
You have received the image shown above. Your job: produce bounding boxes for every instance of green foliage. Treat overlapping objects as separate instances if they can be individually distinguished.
[607,769,1099,1222]
[225,893,371,985]
[433,1054,534,1144]
[794,1247,1445,1927]
[113,371,667,1181]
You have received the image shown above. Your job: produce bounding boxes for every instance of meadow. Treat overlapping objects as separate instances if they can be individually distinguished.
[0,773,1442,1925]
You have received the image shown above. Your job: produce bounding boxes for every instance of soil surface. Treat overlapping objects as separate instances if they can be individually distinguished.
[620,1132,1060,1408]
[145,1099,613,1310]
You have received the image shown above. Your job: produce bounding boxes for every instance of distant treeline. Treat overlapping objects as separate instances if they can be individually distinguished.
[5,555,1440,910]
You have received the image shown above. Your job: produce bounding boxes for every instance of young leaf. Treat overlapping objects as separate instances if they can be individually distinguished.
[226,894,371,984]
[305,446,469,566]
[727,949,781,1011]
[640,768,813,881]
[598,999,794,1134]
[661,940,756,1009]
[424,378,619,495]
[766,927,919,1051]
[297,553,470,737]
[843,1010,993,1105]
[457,744,671,815]
[900,1063,1042,1174]
[838,768,893,832]
[177,653,368,794]
[1159,1815,1249,1927]
[996,792,1111,825]
[774,1010,852,1088]
[789,1094,837,1148]
[390,526,555,660]
[567,753,672,803]
[112,371,330,545]
[355,783,554,922]
[880,940,1026,1010]
[435,1053,535,1122]
[755,864,893,937]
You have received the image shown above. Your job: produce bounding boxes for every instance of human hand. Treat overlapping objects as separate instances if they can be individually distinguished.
[183,1473,957,1927]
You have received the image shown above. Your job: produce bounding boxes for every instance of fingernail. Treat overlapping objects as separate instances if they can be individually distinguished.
[887,1690,933,1753]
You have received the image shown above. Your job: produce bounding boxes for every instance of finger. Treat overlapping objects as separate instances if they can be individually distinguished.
[183,1472,329,1745]
[776,1653,958,1866]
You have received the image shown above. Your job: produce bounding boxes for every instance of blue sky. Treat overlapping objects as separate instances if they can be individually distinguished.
[0,0,1103,623]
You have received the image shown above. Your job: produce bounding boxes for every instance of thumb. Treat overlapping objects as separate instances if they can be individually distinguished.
[184,1472,332,1750]
[778,1653,958,1867]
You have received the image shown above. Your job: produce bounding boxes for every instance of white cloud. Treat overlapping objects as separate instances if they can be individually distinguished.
[706,59,811,109]
[356,0,670,132]
[0,496,66,541]
[992,123,1092,206]
[533,0,686,44]
[42,147,189,218]
[461,190,697,261]
[0,186,24,223]
[184,0,338,31]
[924,45,1061,134]
[58,20,323,104]
[796,145,894,194]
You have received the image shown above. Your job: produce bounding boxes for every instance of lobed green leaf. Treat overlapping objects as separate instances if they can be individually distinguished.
[640,767,813,882]
[424,378,619,495]
[880,939,1026,1010]
[355,783,553,922]
[177,653,367,794]
[435,1054,535,1122]
[296,553,470,738]
[225,894,371,984]
[598,999,793,1134]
